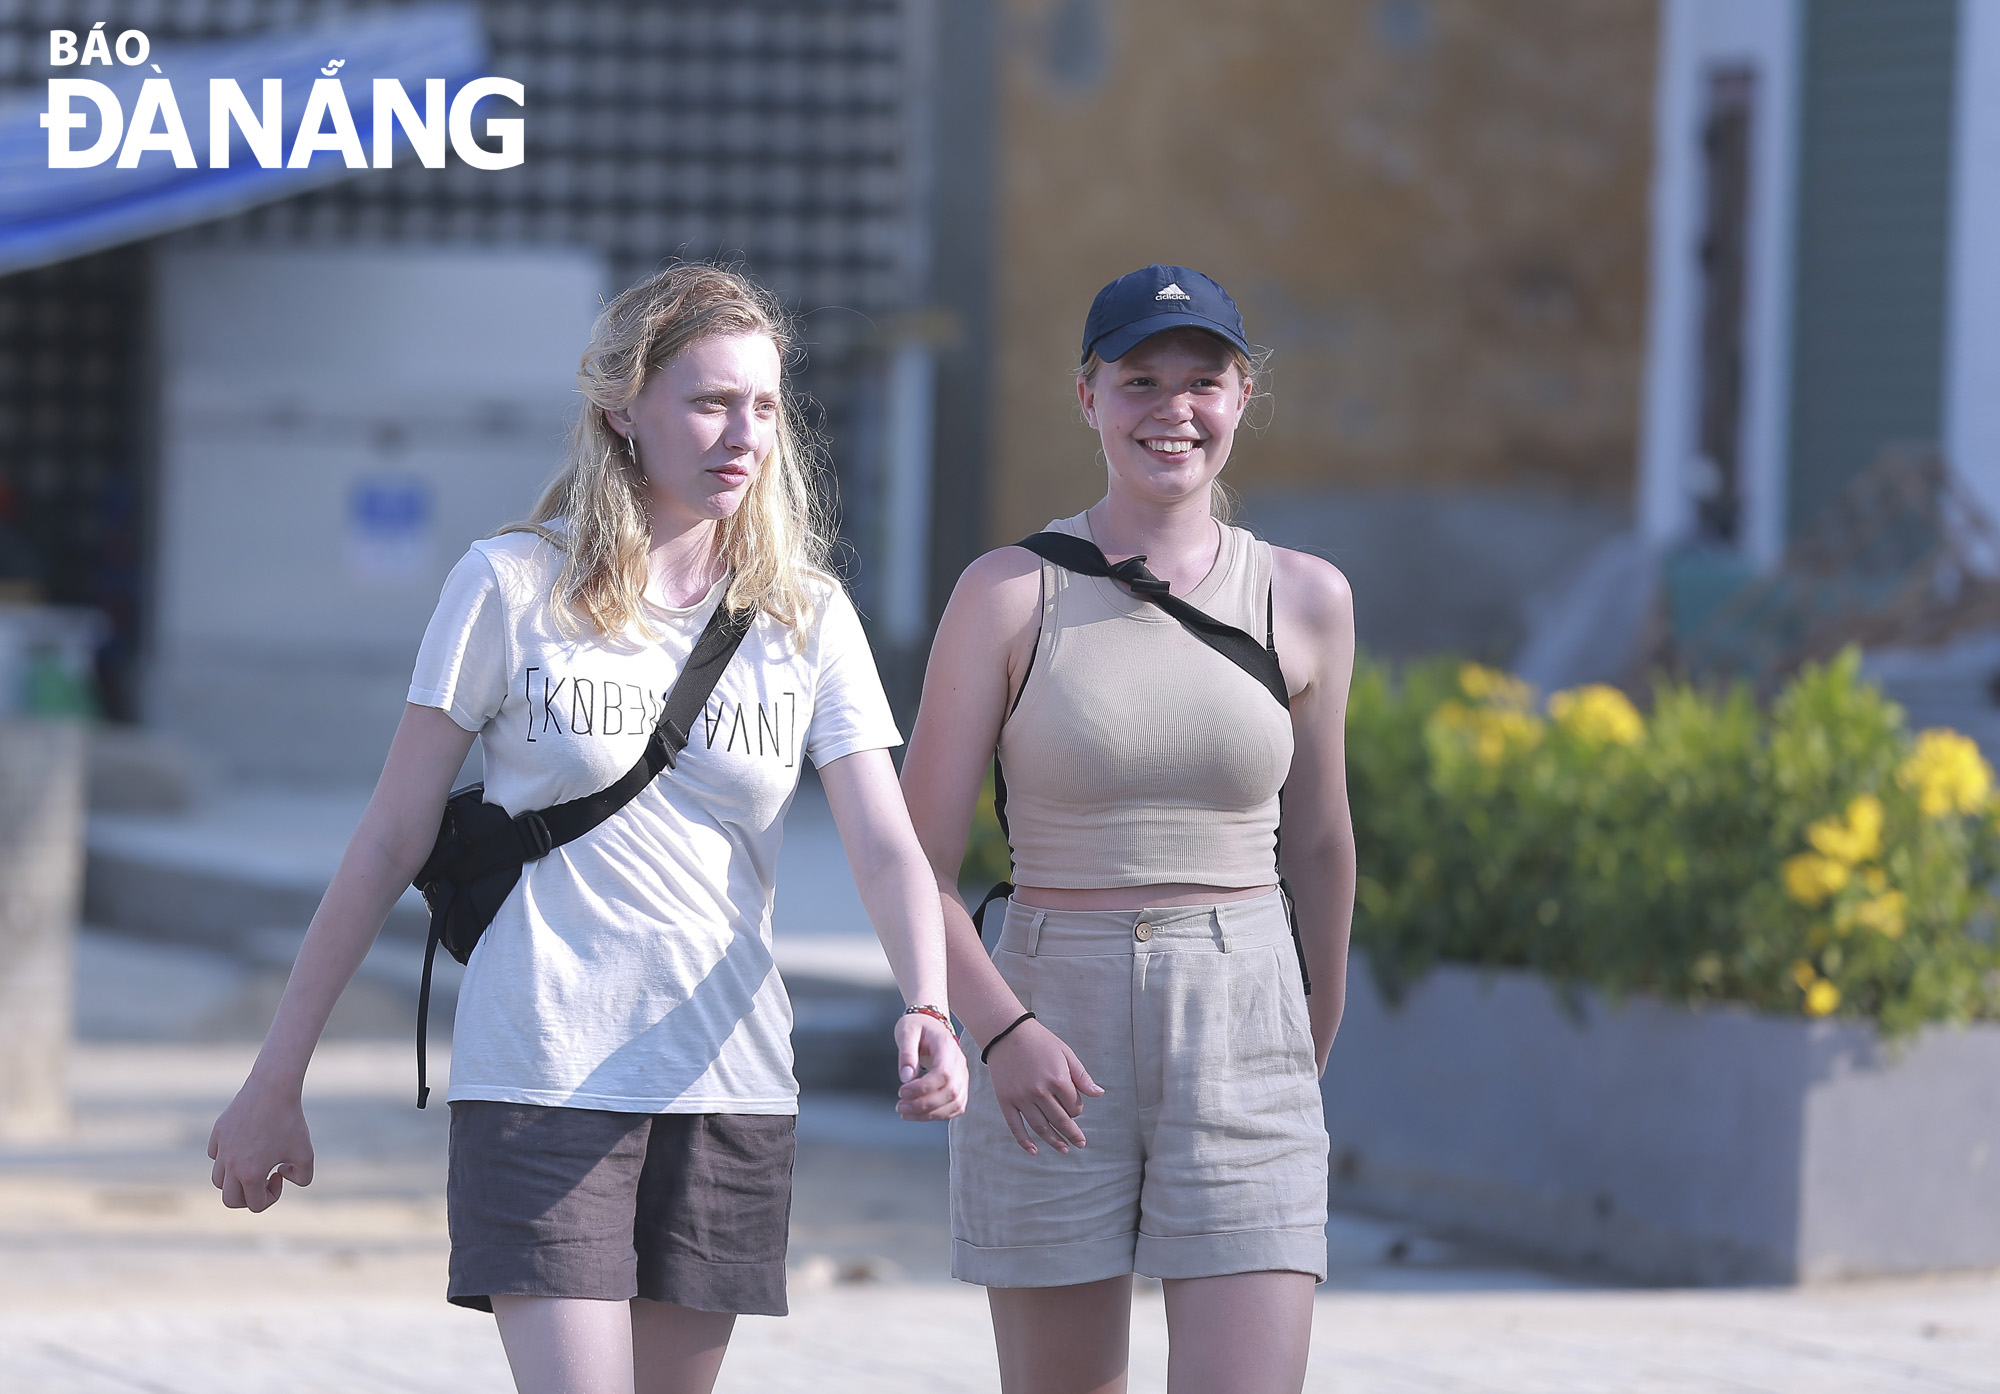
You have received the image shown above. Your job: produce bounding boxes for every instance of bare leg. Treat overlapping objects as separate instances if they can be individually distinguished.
[492,1296,636,1394]
[631,1299,737,1394]
[987,1276,1133,1394]
[1161,1271,1315,1394]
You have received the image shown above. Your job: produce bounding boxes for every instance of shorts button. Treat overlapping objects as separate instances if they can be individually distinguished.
[1134,921,1154,942]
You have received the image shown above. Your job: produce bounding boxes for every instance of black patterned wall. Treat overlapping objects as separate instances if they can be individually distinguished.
[0,0,947,713]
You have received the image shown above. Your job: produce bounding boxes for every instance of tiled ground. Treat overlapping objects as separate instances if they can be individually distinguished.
[5,1034,1998,1392]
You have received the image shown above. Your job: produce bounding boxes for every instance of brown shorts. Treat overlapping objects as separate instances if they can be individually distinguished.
[446,1101,796,1316]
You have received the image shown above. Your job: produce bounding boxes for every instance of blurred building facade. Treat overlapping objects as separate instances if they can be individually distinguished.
[8,0,1996,779]
[0,0,994,778]
[1640,0,2000,596]
[981,0,2000,683]
[981,0,1661,665]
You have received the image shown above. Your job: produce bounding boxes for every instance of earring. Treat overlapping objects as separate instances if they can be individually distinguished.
[622,433,638,465]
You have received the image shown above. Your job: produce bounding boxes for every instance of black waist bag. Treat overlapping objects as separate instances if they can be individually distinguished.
[410,593,756,1106]
[973,532,1309,995]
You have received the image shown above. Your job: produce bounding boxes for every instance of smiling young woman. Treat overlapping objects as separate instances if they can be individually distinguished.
[207,263,967,1394]
[902,265,1358,1394]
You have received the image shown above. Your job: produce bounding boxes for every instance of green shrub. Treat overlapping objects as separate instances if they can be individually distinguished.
[1349,648,2000,1035]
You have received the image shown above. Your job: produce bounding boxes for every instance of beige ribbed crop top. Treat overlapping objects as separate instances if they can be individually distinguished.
[996,512,1295,890]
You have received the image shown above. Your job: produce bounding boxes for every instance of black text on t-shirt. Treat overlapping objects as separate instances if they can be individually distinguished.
[522,666,798,765]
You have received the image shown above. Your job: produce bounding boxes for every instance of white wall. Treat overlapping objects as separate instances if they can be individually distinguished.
[1637,0,1802,568]
[1945,0,2000,537]
[149,246,606,780]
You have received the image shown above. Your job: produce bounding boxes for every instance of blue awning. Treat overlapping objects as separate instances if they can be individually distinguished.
[0,4,488,277]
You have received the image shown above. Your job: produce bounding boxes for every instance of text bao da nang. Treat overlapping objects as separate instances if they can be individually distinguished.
[40,27,524,170]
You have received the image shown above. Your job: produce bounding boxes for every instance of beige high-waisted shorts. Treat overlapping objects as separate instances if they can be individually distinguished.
[949,890,1330,1288]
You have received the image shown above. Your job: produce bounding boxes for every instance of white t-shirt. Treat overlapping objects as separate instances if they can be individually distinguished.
[407,528,901,1114]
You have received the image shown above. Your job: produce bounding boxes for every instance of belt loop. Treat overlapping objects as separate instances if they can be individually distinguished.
[1213,906,1230,953]
[1024,909,1047,957]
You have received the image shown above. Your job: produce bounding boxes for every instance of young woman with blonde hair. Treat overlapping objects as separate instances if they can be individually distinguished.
[209,262,967,1394]
[902,265,1356,1394]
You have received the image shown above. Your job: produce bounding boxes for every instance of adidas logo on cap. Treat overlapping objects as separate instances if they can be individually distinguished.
[1154,282,1192,301]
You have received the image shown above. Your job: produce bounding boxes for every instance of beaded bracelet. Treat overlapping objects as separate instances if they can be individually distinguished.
[979,1011,1037,1065]
[903,1004,952,1028]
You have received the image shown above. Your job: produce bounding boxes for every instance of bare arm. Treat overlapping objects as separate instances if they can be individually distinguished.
[901,550,1103,1155]
[1272,548,1358,1072]
[900,550,1035,1042]
[208,703,475,1210]
[817,747,968,1120]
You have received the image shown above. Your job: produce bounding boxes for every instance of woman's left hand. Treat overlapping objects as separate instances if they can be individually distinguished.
[893,1014,968,1121]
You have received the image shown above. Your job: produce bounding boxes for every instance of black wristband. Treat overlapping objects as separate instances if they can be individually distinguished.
[980,1011,1037,1065]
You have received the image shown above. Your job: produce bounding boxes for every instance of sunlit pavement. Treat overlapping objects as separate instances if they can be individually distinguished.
[7,1276,2000,1393]
[5,1036,1999,1392]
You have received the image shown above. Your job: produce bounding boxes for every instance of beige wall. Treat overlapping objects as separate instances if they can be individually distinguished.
[988,0,1658,544]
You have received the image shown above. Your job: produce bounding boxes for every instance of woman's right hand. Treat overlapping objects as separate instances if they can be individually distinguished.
[200,705,472,1215]
[208,1080,315,1213]
[984,1019,1104,1156]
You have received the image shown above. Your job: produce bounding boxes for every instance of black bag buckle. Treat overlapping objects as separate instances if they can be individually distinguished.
[514,810,554,860]
[660,721,687,769]
[419,876,453,914]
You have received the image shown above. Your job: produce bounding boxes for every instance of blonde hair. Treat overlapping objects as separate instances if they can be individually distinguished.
[1077,331,1273,524]
[504,263,834,639]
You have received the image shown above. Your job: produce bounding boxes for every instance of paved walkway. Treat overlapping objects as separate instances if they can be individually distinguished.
[6,1239,2000,1394]
[6,1035,2000,1392]
[9,1278,2000,1393]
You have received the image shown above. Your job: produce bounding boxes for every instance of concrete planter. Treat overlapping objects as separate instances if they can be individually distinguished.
[1321,959,2000,1284]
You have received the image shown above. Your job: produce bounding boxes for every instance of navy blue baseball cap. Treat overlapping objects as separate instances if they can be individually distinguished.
[1080,265,1251,365]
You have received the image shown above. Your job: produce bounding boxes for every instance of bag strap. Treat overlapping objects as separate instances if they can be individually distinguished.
[412,591,755,891]
[534,594,756,850]
[413,589,755,1108]
[416,926,440,1106]
[972,534,1310,994]
[1013,531,1289,709]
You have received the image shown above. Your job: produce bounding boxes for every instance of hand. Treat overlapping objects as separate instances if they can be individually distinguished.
[208,1079,315,1213]
[983,1019,1103,1155]
[894,1014,969,1121]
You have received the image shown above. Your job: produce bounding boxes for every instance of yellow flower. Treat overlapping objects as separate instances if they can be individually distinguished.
[1804,979,1841,1017]
[1427,700,1544,768]
[1429,699,1472,736]
[1791,959,1818,991]
[1479,709,1542,765]
[1783,852,1849,906]
[1457,663,1536,710]
[1851,890,1906,939]
[1807,795,1884,865]
[1897,729,1994,819]
[1549,684,1646,746]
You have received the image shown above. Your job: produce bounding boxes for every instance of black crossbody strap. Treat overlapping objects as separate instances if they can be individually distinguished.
[412,591,754,1108]
[969,749,1019,941]
[1013,532,1289,709]
[534,597,756,850]
[416,926,442,1107]
[985,533,1311,995]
